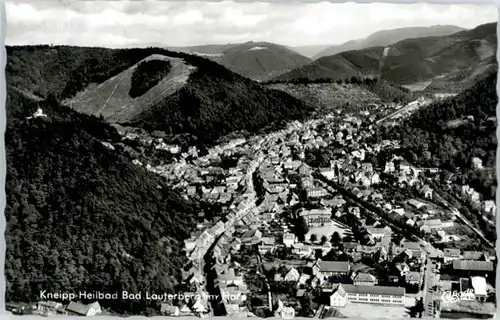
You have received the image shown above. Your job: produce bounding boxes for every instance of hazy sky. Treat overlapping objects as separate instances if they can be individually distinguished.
[5,1,498,47]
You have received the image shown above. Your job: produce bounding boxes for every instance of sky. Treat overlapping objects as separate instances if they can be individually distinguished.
[5,1,498,48]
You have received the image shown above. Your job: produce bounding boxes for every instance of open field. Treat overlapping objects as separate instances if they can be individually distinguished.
[306,221,353,240]
[339,302,410,319]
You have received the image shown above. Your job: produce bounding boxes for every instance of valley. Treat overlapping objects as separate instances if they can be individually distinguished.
[3,17,497,320]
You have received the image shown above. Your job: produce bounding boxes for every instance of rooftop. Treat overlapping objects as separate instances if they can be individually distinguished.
[317,260,350,273]
[354,272,377,282]
[452,260,494,272]
[343,284,405,297]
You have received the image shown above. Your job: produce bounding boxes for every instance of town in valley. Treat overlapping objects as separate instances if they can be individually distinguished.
[4,2,497,319]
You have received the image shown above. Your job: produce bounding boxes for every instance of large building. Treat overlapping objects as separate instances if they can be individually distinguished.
[305,187,328,199]
[452,260,494,277]
[299,208,333,227]
[313,260,350,277]
[342,285,405,306]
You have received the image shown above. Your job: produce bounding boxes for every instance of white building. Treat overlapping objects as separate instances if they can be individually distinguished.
[283,233,296,247]
[328,284,348,307]
[342,285,405,306]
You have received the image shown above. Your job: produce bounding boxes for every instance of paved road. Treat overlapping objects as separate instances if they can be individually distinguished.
[423,257,438,317]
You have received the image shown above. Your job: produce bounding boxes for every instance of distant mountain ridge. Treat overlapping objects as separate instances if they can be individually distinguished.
[166,41,312,81]
[287,44,332,58]
[275,22,497,93]
[313,25,466,59]
[215,41,312,81]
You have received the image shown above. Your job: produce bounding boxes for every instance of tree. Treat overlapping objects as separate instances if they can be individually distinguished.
[299,292,314,317]
[310,234,318,243]
[320,235,328,244]
[295,217,309,241]
[331,232,342,245]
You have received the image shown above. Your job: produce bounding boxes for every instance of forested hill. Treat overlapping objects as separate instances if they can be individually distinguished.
[7,45,312,146]
[375,71,497,198]
[5,93,197,314]
[266,76,415,108]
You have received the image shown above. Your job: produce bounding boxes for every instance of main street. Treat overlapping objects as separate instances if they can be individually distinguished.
[422,256,439,317]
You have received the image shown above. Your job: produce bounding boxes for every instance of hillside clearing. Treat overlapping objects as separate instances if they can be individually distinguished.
[65,54,196,123]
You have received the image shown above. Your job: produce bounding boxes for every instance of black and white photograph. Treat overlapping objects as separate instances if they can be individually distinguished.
[3,1,498,319]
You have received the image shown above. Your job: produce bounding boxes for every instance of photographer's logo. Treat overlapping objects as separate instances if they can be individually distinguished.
[441,289,475,303]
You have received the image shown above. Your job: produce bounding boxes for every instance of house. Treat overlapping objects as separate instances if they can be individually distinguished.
[353,272,377,286]
[366,226,392,239]
[343,242,358,253]
[421,185,433,199]
[462,185,481,203]
[472,157,483,169]
[280,307,296,320]
[160,304,180,316]
[297,273,311,287]
[284,268,301,282]
[320,167,335,180]
[342,285,405,305]
[179,304,193,316]
[298,163,313,176]
[405,271,421,285]
[393,241,423,260]
[221,287,241,316]
[186,186,197,196]
[65,302,102,316]
[259,237,276,254]
[296,289,307,298]
[218,193,233,204]
[391,207,405,216]
[470,276,488,302]
[301,177,314,189]
[348,206,361,218]
[313,260,350,277]
[351,150,365,160]
[292,243,314,257]
[37,301,64,311]
[370,173,381,185]
[328,284,348,307]
[384,161,395,173]
[408,199,424,210]
[218,269,245,287]
[367,241,385,257]
[482,200,496,215]
[398,160,412,175]
[370,192,383,203]
[361,163,373,173]
[211,221,226,237]
[283,233,296,247]
[241,229,262,244]
[405,217,416,227]
[192,298,209,314]
[35,301,64,316]
[443,249,461,263]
